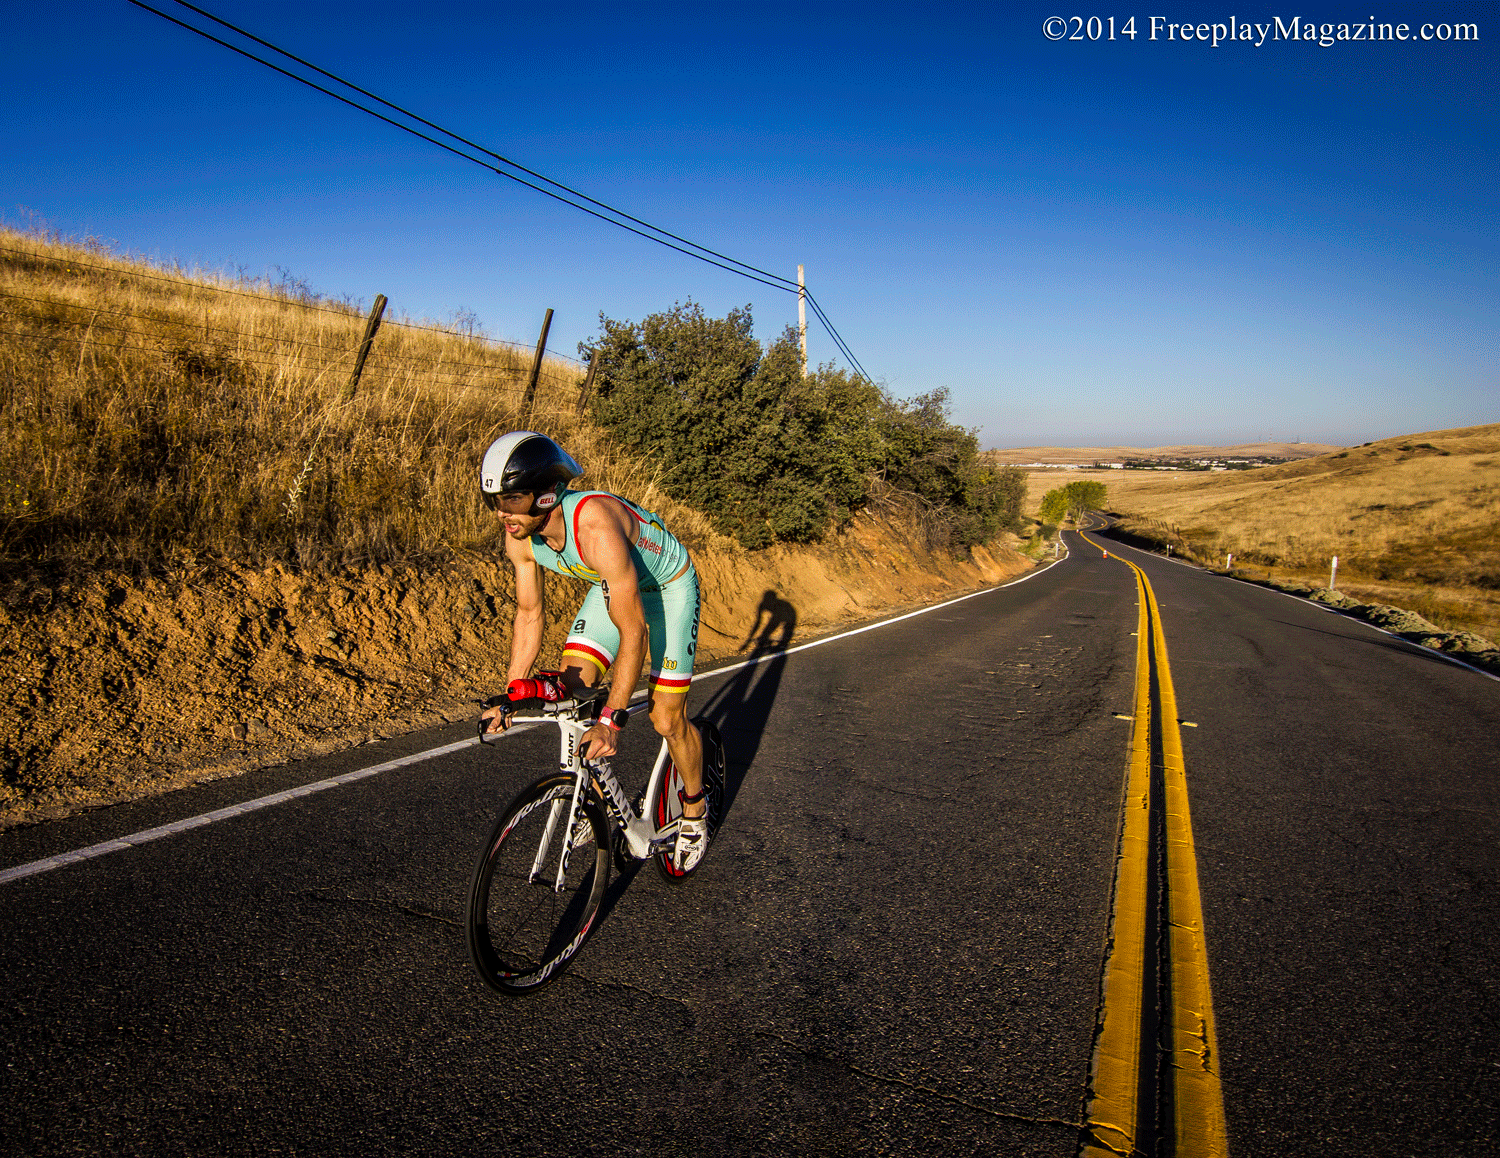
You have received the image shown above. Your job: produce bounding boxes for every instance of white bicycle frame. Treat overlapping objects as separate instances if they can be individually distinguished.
[497,698,682,893]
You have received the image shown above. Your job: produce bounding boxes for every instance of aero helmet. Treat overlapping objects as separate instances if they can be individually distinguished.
[479,431,582,513]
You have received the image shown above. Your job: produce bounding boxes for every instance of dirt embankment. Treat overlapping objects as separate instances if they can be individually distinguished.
[0,516,1032,830]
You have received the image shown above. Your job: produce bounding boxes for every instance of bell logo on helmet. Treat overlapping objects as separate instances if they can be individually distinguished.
[536,490,559,510]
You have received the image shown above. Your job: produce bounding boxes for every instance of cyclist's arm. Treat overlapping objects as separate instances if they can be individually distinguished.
[504,531,546,683]
[482,534,545,735]
[577,499,648,706]
[574,500,648,757]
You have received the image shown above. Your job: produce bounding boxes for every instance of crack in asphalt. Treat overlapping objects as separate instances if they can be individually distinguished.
[855,780,946,801]
[753,1029,1082,1133]
[566,972,694,1012]
[301,889,460,926]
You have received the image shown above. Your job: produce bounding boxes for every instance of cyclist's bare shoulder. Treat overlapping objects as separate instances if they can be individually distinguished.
[572,494,638,567]
[574,492,637,539]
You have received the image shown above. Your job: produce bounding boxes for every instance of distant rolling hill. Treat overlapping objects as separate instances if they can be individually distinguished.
[986,441,1343,465]
[1059,422,1500,640]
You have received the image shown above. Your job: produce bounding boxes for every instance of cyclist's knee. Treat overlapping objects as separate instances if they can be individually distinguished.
[647,695,688,739]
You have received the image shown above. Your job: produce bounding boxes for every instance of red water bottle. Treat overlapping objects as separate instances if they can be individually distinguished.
[534,670,567,701]
[507,670,568,702]
[506,677,539,702]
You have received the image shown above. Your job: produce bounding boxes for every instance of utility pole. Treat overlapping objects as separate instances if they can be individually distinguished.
[797,264,807,377]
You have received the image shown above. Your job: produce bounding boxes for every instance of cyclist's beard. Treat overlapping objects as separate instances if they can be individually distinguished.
[502,511,545,539]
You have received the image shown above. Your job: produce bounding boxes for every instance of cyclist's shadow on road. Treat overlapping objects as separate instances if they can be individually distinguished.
[694,588,796,823]
[590,591,796,932]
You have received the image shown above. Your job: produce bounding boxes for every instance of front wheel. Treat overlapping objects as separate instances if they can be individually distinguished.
[466,775,610,994]
[653,718,727,884]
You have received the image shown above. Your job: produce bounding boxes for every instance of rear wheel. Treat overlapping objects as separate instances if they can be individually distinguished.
[653,719,726,884]
[466,775,610,994]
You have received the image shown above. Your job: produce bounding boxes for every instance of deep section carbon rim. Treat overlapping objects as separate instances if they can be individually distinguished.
[466,776,610,994]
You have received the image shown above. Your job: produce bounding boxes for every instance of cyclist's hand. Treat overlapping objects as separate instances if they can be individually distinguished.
[479,703,512,735]
[579,722,617,761]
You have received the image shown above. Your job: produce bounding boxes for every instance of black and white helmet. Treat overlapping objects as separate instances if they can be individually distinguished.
[479,431,582,512]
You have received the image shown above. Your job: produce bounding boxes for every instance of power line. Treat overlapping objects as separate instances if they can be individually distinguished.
[126,1,794,297]
[168,0,803,295]
[128,0,871,381]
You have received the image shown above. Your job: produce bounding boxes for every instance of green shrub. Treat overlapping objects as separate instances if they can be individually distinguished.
[586,302,1024,550]
[1040,479,1108,524]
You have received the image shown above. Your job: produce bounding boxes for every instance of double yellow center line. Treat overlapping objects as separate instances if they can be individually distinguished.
[1079,537,1229,1158]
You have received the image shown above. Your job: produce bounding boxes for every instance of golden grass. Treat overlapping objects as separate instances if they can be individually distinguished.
[1024,427,1500,639]
[0,228,721,576]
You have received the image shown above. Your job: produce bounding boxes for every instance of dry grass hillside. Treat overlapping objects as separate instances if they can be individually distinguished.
[0,230,1031,828]
[0,228,714,571]
[1027,425,1500,641]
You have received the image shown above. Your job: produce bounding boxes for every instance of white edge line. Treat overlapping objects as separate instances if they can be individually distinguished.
[1080,528,1500,684]
[2,559,1066,887]
[694,556,1063,683]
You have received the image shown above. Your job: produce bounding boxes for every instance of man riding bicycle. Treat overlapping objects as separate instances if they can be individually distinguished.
[477,431,710,871]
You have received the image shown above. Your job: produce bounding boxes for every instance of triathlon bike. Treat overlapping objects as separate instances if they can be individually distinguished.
[465,690,725,994]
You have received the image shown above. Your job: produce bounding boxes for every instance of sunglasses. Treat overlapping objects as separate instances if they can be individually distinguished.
[482,491,535,513]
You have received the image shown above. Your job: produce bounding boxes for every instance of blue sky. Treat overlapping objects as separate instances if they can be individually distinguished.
[3,1,1494,447]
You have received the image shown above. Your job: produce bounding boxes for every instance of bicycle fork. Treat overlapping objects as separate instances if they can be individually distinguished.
[524,720,592,893]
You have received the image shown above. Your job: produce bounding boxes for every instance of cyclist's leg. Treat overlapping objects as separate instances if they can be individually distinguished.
[558,585,616,695]
[643,571,720,875]
[643,570,703,806]
[651,689,703,801]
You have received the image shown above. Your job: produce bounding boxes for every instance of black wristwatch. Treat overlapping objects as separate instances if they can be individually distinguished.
[599,705,628,731]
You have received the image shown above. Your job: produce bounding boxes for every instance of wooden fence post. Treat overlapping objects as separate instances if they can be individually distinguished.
[575,348,602,416]
[342,294,387,400]
[520,308,554,414]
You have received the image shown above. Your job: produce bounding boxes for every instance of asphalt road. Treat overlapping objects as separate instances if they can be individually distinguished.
[1,531,1496,1156]
[1113,535,1500,1156]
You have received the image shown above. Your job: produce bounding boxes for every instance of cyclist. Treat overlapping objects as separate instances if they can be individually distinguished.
[477,431,710,870]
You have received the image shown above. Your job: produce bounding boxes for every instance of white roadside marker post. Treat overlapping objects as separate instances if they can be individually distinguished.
[1330,555,1339,590]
